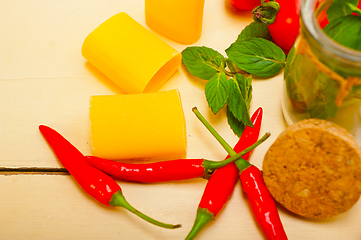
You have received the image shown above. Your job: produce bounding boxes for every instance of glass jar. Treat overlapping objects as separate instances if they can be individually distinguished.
[282,0,361,144]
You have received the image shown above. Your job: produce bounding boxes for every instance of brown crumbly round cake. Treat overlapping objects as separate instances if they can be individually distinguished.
[262,119,361,218]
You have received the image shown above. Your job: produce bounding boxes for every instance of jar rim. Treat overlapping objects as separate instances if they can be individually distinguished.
[301,0,361,63]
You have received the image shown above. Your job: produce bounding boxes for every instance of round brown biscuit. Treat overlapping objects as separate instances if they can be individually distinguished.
[262,119,361,218]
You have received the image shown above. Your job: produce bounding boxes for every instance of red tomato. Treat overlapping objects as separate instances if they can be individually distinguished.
[228,0,262,11]
[267,0,302,54]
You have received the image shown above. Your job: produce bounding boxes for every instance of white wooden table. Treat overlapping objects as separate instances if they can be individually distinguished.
[1,0,360,239]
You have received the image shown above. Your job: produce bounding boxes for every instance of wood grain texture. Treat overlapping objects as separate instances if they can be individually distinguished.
[1,175,361,240]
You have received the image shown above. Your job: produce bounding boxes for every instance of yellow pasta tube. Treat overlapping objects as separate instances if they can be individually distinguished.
[82,12,181,94]
[145,0,205,44]
[89,89,187,160]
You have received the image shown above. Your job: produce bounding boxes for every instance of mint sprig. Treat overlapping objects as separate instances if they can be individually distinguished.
[181,20,285,136]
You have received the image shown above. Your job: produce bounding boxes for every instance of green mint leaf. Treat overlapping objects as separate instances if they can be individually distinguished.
[308,78,338,119]
[227,106,246,137]
[326,0,359,22]
[237,21,273,42]
[225,38,286,77]
[205,72,230,114]
[347,2,361,15]
[181,46,226,80]
[324,15,361,51]
[227,74,253,128]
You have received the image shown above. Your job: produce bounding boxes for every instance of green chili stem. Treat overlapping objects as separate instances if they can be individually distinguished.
[185,208,214,240]
[235,157,252,173]
[192,107,236,157]
[109,190,181,229]
[193,107,270,171]
[252,1,280,25]
[203,132,270,170]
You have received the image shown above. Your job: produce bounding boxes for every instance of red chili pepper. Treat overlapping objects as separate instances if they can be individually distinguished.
[86,157,206,182]
[85,133,269,183]
[191,107,286,240]
[185,107,263,240]
[38,125,180,229]
[235,161,288,240]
